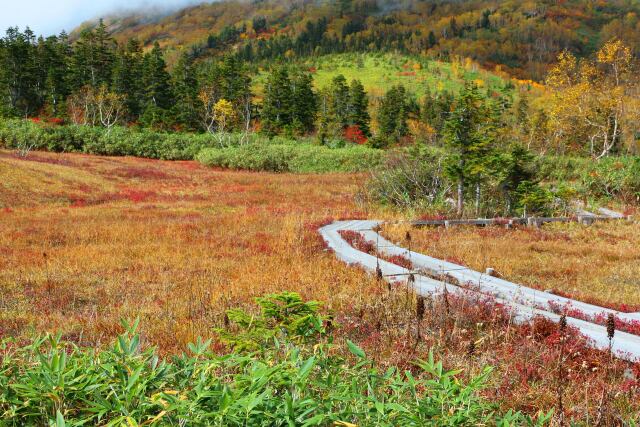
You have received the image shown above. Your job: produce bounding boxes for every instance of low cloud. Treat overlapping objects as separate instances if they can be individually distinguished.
[1,0,206,36]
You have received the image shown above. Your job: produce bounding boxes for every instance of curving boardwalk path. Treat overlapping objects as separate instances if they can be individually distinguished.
[320,220,640,361]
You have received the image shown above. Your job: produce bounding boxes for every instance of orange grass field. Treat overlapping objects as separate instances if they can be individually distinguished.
[3,149,640,420]
[383,221,640,311]
[0,149,380,353]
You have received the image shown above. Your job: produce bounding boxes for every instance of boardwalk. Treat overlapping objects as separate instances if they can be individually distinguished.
[320,220,640,361]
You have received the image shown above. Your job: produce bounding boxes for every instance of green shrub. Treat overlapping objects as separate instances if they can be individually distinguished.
[0,119,258,161]
[367,148,450,209]
[514,181,554,216]
[197,144,383,173]
[0,119,379,173]
[538,155,640,204]
[537,155,591,182]
[0,293,551,426]
[366,145,573,217]
[580,156,640,203]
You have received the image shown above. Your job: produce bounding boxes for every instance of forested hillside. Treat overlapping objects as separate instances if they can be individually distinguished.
[82,0,640,80]
[2,0,640,217]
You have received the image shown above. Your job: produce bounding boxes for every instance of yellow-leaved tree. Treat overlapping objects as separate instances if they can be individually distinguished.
[212,99,236,135]
[199,87,237,146]
[546,39,640,157]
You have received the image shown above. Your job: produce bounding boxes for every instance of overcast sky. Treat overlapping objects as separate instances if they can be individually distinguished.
[0,0,204,36]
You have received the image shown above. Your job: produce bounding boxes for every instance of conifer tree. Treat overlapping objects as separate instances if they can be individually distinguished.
[330,74,350,127]
[443,83,494,216]
[422,87,455,131]
[514,92,530,135]
[376,85,412,145]
[198,55,252,133]
[290,69,317,134]
[172,52,200,131]
[428,31,437,48]
[71,20,115,90]
[347,79,370,136]
[93,20,115,86]
[317,86,342,144]
[112,39,144,120]
[0,27,40,116]
[142,42,173,110]
[339,0,352,17]
[219,55,251,110]
[139,42,173,128]
[496,145,537,214]
[39,33,72,116]
[261,67,293,136]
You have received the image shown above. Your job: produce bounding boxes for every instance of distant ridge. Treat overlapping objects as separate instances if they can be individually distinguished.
[70,0,640,80]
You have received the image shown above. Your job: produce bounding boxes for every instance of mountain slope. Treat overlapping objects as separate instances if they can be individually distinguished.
[81,0,640,80]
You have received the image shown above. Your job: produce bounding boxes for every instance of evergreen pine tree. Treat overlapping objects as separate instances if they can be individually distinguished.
[339,0,352,17]
[112,38,144,120]
[93,20,115,87]
[290,69,317,134]
[219,55,251,107]
[420,88,436,127]
[70,20,115,90]
[140,42,173,128]
[428,31,437,48]
[347,79,370,136]
[330,74,350,127]
[377,85,410,145]
[443,83,494,216]
[261,67,293,136]
[0,27,40,116]
[316,86,342,144]
[143,43,172,110]
[496,145,537,214]
[172,52,200,131]
[43,32,72,117]
[515,92,530,135]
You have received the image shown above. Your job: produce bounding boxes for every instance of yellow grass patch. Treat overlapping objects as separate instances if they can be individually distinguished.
[383,221,640,310]
[0,150,377,353]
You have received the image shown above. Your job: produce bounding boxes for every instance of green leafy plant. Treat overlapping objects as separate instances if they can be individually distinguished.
[215,291,328,351]
[0,292,553,426]
[197,143,383,173]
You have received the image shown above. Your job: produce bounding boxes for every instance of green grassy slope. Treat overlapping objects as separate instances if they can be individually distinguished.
[253,52,510,100]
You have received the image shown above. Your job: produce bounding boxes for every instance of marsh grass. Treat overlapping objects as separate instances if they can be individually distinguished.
[2,150,640,423]
[382,221,640,309]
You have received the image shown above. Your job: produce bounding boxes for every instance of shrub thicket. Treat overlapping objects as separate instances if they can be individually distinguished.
[539,155,640,204]
[366,146,571,217]
[197,144,383,173]
[0,119,381,173]
[366,148,451,210]
[0,119,228,160]
[579,156,640,204]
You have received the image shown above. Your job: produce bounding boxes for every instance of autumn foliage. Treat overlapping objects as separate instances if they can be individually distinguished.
[343,125,367,145]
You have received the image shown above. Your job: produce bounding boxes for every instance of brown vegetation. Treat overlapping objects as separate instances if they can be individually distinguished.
[0,149,372,353]
[2,150,640,422]
[383,221,640,311]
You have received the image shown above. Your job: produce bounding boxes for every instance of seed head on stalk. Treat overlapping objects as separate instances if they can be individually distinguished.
[606,314,615,341]
[416,296,425,321]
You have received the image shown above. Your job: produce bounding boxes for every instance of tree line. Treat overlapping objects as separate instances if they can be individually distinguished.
[2,21,638,160]
[0,23,450,147]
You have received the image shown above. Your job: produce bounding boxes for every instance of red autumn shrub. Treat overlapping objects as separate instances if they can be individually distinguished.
[48,117,64,126]
[119,189,157,203]
[344,125,367,145]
